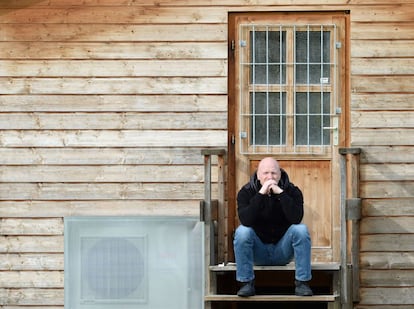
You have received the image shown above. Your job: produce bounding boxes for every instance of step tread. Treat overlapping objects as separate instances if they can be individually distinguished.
[210,262,341,272]
[205,294,339,302]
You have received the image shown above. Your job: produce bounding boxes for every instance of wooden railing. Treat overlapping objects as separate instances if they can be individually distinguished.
[339,147,362,307]
[201,147,362,309]
[200,148,226,265]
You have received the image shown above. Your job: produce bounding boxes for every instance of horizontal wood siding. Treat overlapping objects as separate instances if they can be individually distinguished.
[0,0,227,306]
[0,0,413,308]
[351,0,414,307]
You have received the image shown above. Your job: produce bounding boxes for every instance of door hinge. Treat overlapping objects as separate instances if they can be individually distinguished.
[231,134,235,145]
[231,40,235,51]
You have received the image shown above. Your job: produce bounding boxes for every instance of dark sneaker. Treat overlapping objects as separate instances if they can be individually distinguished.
[295,280,313,296]
[237,280,255,297]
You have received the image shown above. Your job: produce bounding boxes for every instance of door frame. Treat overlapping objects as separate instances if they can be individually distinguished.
[227,10,351,262]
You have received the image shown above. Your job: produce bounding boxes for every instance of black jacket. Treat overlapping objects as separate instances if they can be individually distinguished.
[237,169,304,244]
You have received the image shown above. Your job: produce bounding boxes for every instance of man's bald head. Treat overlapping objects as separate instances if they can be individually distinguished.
[257,157,281,185]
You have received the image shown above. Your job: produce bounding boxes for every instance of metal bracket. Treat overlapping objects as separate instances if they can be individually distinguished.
[346,198,362,221]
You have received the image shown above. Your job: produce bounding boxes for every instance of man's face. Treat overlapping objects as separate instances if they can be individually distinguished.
[257,159,281,185]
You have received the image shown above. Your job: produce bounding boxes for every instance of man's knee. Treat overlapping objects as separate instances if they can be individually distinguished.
[290,224,311,239]
[234,225,255,243]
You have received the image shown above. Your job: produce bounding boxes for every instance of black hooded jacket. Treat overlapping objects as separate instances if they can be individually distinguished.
[237,169,304,244]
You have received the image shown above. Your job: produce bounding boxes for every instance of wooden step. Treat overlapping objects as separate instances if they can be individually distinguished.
[210,262,341,272]
[205,294,339,302]
[206,262,341,305]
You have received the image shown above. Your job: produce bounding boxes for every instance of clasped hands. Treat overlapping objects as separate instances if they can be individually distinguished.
[259,179,283,195]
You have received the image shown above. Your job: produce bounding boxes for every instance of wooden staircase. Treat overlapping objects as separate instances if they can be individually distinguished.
[204,263,342,309]
[200,148,361,309]
[206,263,341,307]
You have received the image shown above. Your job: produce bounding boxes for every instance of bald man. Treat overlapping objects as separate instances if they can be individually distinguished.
[234,157,313,297]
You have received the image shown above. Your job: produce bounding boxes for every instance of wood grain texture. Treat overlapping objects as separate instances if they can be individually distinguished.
[0,1,413,308]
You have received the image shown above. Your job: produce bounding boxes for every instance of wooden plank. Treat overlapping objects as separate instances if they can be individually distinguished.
[360,287,414,305]
[0,94,227,112]
[350,5,414,22]
[0,24,227,42]
[352,129,414,146]
[0,183,214,200]
[352,94,414,110]
[361,235,414,252]
[0,112,227,129]
[361,217,414,234]
[3,5,412,24]
[349,0,414,3]
[361,252,414,269]
[0,271,63,288]
[362,199,414,216]
[0,288,63,305]
[0,41,227,59]
[352,40,414,58]
[352,23,414,40]
[0,200,199,217]
[361,270,414,286]
[360,164,414,181]
[0,0,413,7]
[4,0,414,7]
[352,76,414,93]
[360,146,414,164]
[0,219,63,235]
[354,306,414,309]
[0,165,215,182]
[205,294,338,302]
[352,111,414,128]
[0,130,227,147]
[0,254,63,271]
[0,60,227,77]
[360,181,413,198]
[351,58,414,75]
[0,147,206,165]
[0,7,228,23]
[210,262,341,271]
[0,0,349,7]
[0,236,63,253]
[0,77,227,95]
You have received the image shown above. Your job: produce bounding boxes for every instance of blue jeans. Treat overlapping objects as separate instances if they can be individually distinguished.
[233,224,312,282]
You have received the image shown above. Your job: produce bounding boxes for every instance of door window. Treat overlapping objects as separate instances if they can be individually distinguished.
[239,24,340,155]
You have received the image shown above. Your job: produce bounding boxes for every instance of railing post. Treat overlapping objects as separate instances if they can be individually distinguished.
[217,153,227,264]
[339,147,362,307]
[201,148,226,266]
[202,150,214,266]
[201,148,226,305]
[339,150,348,306]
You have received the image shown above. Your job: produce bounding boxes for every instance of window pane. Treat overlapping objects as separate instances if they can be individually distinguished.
[250,92,286,145]
[295,31,331,84]
[295,92,330,145]
[250,30,286,84]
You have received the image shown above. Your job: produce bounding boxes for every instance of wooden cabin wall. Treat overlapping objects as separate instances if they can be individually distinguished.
[0,0,413,308]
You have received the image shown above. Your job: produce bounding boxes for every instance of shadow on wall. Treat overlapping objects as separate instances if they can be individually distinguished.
[359,157,414,290]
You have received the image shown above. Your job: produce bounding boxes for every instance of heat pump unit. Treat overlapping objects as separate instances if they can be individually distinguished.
[65,216,204,309]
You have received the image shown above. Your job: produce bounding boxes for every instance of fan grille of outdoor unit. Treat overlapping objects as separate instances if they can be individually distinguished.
[80,236,147,303]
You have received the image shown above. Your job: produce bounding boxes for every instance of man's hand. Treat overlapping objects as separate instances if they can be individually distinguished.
[259,179,283,195]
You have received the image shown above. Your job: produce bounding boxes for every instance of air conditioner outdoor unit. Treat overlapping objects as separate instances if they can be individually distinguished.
[65,216,204,309]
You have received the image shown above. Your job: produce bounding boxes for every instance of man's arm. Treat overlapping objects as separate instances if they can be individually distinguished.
[279,184,304,224]
[237,188,265,226]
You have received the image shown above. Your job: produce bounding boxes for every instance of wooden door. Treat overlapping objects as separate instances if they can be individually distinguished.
[227,11,349,263]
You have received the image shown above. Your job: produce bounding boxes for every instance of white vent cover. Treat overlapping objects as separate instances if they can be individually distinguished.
[65,216,204,309]
[80,236,147,303]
